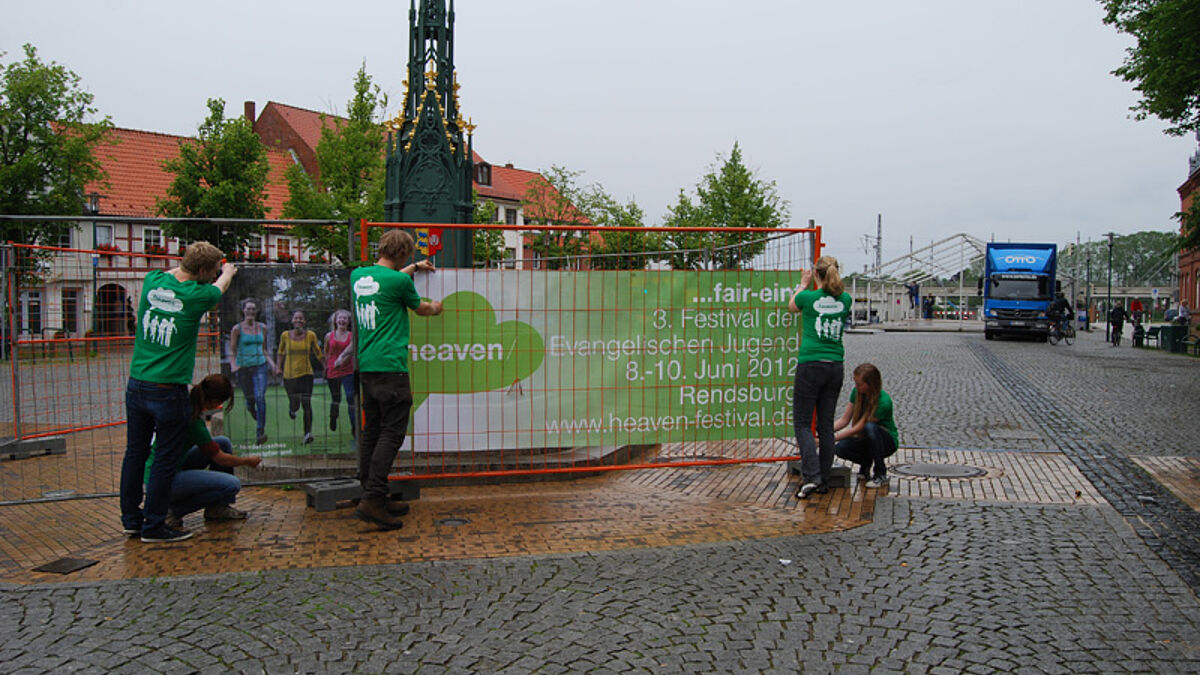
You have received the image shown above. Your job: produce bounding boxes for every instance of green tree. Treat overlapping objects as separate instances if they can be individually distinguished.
[1058,231,1178,288]
[661,143,789,270]
[1101,0,1200,137]
[585,194,661,270]
[522,166,591,269]
[1178,200,1200,251]
[0,44,111,244]
[522,165,658,270]
[283,64,387,263]
[157,98,268,252]
[471,193,505,266]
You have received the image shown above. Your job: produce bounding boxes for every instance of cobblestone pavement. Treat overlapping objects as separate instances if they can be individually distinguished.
[2,329,1200,673]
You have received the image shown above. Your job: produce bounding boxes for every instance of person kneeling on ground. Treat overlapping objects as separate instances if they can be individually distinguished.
[142,374,262,540]
[833,363,899,489]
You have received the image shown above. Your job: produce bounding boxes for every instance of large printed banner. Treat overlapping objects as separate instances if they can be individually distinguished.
[407,269,804,452]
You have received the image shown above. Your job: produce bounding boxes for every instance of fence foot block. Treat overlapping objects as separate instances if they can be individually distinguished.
[785,461,852,488]
[0,437,67,462]
[304,477,420,512]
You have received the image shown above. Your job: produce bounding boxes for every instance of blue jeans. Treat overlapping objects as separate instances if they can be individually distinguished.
[327,373,358,435]
[168,436,241,516]
[121,378,191,532]
[237,363,269,436]
[792,361,844,485]
[834,422,897,479]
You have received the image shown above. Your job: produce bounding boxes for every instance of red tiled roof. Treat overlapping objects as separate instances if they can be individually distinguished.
[259,101,340,154]
[472,153,587,223]
[84,127,295,218]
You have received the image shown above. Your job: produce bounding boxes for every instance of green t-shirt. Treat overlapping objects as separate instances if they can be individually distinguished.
[351,264,423,373]
[128,270,222,384]
[849,388,899,446]
[793,289,853,363]
[143,417,212,483]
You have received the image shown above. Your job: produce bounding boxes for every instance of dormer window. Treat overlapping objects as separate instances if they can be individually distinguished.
[475,161,491,186]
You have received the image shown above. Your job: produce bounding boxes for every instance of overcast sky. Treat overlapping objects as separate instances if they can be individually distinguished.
[6,0,1198,272]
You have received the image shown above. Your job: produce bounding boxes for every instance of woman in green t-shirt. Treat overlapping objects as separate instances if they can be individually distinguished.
[788,255,853,499]
[833,363,899,488]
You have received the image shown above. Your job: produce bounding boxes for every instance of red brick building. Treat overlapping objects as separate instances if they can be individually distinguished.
[1177,144,1200,325]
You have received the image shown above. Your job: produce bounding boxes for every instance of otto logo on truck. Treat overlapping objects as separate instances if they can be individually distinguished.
[1003,255,1039,265]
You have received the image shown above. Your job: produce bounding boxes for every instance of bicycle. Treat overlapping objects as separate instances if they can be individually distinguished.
[1048,318,1075,346]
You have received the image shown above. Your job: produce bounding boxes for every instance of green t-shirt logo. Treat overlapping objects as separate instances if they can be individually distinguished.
[353,276,381,331]
[812,295,846,341]
[142,288,183,347]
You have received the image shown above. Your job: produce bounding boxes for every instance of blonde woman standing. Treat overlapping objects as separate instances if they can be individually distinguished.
[788,255,853,499]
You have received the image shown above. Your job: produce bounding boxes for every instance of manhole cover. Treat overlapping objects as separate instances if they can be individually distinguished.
[893,463,986,479]
[436,517,470,527]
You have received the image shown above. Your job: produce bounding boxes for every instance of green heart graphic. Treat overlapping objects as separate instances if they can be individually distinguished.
[409,291,545,411]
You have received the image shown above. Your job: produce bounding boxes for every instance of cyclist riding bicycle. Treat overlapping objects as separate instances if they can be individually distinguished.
[1048,292,1072,336]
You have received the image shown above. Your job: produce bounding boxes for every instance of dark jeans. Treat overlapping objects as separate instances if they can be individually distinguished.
[236,363,269,436]
[835,422,897,479]
[359,372,413,498]
[328,373,358,435]
[793,361,844,485]
[284,374,314,435]
[121,378,190,533]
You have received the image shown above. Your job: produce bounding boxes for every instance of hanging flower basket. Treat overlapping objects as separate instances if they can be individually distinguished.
[247,250,268,263]
[276,252,295,263]
[307,254,329,264]
[145,244,169,256]
[96,243,119,253]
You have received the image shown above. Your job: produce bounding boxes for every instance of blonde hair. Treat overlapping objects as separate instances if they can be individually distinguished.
[180,241,224,275]
[378,230,415,263]
[815,255,844,296]
[328,308,352,331]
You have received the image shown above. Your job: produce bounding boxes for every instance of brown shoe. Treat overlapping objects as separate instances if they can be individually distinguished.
[350,497,411,516]
[354,495,404,530]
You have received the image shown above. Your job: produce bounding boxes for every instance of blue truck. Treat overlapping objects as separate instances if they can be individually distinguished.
[980,242,1058,341]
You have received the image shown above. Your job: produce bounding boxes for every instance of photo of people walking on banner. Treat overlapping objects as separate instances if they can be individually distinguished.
[219,265,356,457]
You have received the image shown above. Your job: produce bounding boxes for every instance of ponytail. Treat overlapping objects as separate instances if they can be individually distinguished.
[815,255,844,296]
[189,374,235,420]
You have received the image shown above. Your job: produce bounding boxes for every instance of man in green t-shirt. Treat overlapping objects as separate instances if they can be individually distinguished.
[120,241,237,543]
[351,229,443,529]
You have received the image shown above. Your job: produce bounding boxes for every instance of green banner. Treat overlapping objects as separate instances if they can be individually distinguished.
[408,270,802,451]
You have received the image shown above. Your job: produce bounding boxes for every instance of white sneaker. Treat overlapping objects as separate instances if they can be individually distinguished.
[866,476,889,489]
[796,482,819,499]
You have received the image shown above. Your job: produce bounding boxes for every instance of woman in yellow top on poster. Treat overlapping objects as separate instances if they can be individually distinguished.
[275,309,323,444]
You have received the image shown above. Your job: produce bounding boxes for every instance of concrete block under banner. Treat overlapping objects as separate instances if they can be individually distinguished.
[303,477,420,512]
[786,461,852,488]
[1,436,67,461]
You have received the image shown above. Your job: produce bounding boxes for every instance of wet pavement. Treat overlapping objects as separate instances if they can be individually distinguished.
[2,328,1199,673]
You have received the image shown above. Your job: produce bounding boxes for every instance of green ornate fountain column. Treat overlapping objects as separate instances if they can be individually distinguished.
[384,0,475,267]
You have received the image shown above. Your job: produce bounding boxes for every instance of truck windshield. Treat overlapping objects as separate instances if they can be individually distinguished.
[990,276,1045,300]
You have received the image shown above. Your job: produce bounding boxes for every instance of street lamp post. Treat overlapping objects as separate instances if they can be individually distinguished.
[1105,232,1115,343]
[85,192,100,337]
[1085,248,1092,331]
